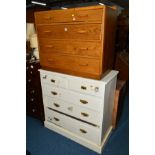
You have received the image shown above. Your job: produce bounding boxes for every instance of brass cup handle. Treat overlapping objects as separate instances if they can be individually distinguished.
[80,99,88,104]
[54,117,60,121]
[78,14,88,18]
[44,16,52,20]
[51,91,58,95]
[80,129,87,134]
[81,86,87,90]
[44,30,51,33]
[53,103,60,107]
[51,79,55,83]
[79,63,88,66]
[79,47,88,50]
[77,30,87,34]
[81,112,89,117]
[46,45,54,48]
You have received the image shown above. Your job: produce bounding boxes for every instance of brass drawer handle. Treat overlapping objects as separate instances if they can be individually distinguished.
[51,91,58,95]
[79,47,88,50]
[81,86,87,90]
[51,79,55,83]
[44,30,51,33]
[80,129,87,134]
[77,30,87,34]
[80,99,88,104]
[54,117,59,121]
[81,112,89,117]
[46,45,54,48]
[78,14,88,18]
[44,16,52,20]
[79,63,88,66]
[53,103,60,107]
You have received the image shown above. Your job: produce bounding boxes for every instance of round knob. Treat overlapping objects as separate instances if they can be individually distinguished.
[64,27,68,32]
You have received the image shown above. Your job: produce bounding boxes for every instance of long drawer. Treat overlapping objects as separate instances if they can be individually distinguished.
[35,8,103,24]
[43,85,103,112]
[40,53,100,75]
[45,108,100,145]
[37,24,102,40]
[38,39,101,58]
[45,96,102,125]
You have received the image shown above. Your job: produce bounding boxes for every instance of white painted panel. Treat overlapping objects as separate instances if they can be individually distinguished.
[40,71,68,88]
[43,85,69,102]
[69,91,103,112]
[68,77,105,97]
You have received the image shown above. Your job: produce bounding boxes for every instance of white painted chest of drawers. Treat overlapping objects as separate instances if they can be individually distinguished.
[39,69,118,153]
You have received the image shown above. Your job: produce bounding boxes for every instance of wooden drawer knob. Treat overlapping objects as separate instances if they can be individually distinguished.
[77,30,87,34]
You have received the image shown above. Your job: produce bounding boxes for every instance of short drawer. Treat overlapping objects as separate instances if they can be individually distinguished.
[70,91,103,112]
[45,108,100,145]
[68,77,105,97]
[45,107,64,127]
[43,85,69,101]
[35,9,75,24]
[40,53,100,75]
[37,24,102,40]
[38,39,101,58]
[75,8,103,22]
[40,72,68,88]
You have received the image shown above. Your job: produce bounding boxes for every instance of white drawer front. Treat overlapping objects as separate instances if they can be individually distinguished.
[43,85,69,101]
[45,96,102,125]
[76,106,102,125]
[45,108,100,145]
[45,107,65,127]
[45,97,66,112]
[40,72,68,88]
[63,113,100,145]
[68,78,105,97]
[70,91,103,112]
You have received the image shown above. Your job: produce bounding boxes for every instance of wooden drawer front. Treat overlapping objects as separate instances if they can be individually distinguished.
[35,9,74,24]
[40,72,68,88]
[43,85,69,102]
[75,9,103,22]
[40,54,100,75]
[37,24,101,40]
[39,39,101,57]
[69,91,103,112]
[68,77,105,97]
[44,96,102,125]
[46,108,100,144]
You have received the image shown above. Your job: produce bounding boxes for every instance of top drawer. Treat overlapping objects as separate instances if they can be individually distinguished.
[74,9,103,22]
[35,8,104,24]
[68,77,105,97]
[35,9,75,24]
[40,71,68,89]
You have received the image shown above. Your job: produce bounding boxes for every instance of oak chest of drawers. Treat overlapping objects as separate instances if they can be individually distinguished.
[39,69,118,153]
[35,5,118,80]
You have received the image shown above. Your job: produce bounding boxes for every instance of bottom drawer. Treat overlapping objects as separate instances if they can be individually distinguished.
[45,107,100,145]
